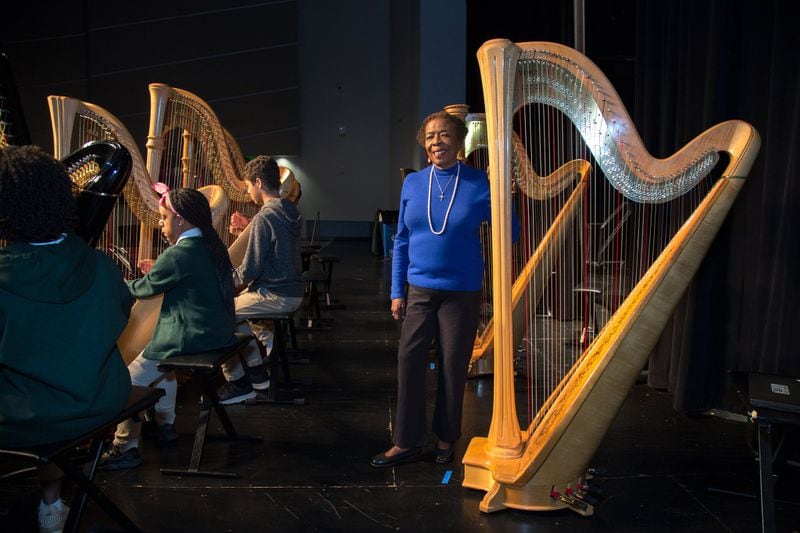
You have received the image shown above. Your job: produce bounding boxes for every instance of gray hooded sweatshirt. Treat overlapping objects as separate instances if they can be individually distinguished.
[234,197,304,298]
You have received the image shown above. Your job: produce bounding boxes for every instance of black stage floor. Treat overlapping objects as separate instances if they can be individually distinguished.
[2,240,799,532]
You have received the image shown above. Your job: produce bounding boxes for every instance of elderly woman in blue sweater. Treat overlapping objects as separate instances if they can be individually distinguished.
[372,111,517,467]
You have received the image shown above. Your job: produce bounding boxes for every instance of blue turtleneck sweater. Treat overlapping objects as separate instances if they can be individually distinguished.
[391,162,516,299]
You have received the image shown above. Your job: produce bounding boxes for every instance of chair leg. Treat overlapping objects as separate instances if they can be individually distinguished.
[57,439,141,532]
[320,262,345,310]
[255,321,305,406]
[288,317,298,350]
[309,281,321,322]
[757,421,777,533]
[276,323,292,386]
[161,372,260,479]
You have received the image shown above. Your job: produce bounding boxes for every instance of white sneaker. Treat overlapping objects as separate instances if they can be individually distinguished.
[38,499,70,533]
[252,378,270,391]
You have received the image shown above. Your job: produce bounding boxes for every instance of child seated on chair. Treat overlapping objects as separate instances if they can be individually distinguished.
[100,186,236,470]
[217,156,304,405]
[0,145,134,532]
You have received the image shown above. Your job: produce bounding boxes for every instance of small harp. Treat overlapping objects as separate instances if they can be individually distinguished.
[147,83,301,217]
[462,40,760,515]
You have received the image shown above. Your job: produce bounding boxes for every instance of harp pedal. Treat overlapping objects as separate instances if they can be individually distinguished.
[551,488,594,516]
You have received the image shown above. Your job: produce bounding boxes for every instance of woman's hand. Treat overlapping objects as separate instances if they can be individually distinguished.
[391,298,406,321]
[229,211,251,236]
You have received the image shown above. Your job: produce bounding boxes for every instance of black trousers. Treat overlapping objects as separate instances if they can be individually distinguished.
[393,285,481,448]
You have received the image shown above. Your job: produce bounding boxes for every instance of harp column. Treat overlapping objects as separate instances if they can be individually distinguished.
[181,129,194,189]
[480,39,523,456]
[48,96,78,159]
[141,83,171,262]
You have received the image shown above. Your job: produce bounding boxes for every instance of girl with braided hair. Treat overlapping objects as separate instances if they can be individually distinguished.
[101,187,236,470]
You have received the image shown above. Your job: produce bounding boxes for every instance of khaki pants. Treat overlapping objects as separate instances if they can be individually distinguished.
[222,287,303,381]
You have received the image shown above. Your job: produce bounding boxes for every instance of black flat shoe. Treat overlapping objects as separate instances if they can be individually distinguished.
[434,446,454,464]
[370,447,422,468]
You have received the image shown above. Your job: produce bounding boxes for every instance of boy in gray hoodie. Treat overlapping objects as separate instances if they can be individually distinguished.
[218,156,304,404]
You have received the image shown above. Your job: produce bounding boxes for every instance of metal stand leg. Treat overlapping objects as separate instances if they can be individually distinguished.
[757,421,776,533]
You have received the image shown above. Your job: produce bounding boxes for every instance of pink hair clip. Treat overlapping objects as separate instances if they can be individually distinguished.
[153,182,177,214]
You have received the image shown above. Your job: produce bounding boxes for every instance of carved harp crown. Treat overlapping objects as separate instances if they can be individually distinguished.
[462,39,759,515]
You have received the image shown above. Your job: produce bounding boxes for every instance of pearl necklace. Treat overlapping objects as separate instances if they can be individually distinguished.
[427,162,460,235]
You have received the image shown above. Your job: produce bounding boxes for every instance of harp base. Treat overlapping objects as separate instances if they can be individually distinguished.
[463,437,594,515]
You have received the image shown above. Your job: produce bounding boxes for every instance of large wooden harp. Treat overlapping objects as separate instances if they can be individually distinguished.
[462,40,760,515]
[49,96,232,364]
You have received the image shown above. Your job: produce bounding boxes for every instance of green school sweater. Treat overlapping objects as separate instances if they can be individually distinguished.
[0,233,133,447]
[128,236,235,360]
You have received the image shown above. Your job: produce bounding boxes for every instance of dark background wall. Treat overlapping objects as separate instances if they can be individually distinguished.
[3,0,466,233]
[3,1,299,157]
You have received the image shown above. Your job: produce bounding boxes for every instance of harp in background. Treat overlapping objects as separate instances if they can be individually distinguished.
[147,83,301,222]
[49,95,230,277]
[462,40,760,515]
[146,83,259,246]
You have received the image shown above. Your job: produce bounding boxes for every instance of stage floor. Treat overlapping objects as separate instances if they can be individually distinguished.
[2,240,799,532]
